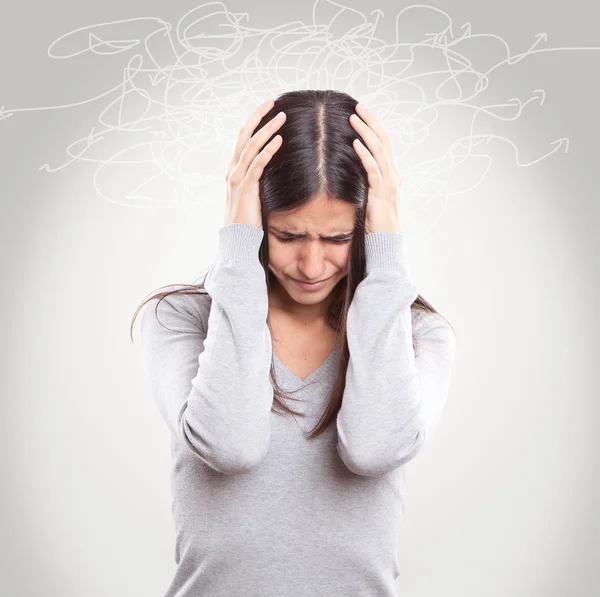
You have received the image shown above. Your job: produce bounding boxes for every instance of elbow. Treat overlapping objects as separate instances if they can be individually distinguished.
[179,416,271,475]
[210,443,269,475]
[338,427,427,477]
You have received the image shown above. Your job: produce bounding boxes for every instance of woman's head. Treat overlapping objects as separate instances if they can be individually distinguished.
[255,89,371,328]
[131,89,449,440]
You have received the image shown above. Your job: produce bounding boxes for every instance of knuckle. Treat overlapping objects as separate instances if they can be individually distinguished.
[229,170,242,186]
[387,179,400,193]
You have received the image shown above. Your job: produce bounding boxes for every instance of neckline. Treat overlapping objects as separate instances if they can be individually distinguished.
[273,343,340,384]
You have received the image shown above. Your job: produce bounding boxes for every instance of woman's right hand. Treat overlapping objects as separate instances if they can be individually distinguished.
[224,99,287,229]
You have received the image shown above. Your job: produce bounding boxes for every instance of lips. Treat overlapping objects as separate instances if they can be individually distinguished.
[289,275,333,291]
[293,278,326,284]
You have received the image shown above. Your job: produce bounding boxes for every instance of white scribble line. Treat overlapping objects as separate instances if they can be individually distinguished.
[0,0,596,235]
[47,17,171,59]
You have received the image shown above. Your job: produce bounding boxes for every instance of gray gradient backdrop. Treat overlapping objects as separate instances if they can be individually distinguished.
[1,1,598,596]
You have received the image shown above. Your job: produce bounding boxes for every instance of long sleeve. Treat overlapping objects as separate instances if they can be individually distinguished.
[139,223,274,475]
[336,231,457,477]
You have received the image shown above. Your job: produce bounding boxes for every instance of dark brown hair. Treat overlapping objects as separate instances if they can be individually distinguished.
[130,89,453,440]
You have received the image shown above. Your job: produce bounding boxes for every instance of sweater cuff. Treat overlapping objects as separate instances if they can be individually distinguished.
[364,232,410,273]
[217,223,264,263]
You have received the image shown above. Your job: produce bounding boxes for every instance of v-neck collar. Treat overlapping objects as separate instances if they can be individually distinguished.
[273,343,340,384]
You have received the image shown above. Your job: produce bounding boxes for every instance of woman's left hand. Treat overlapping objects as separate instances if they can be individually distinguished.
[349,103,403,234]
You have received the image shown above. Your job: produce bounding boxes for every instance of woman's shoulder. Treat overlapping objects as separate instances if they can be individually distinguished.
[411,306,455,341]
[410,306,456,365]
[141,267,213,329]
[170,267,214,324]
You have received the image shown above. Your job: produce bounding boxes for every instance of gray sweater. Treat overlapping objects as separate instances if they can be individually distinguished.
[139,223,457,597]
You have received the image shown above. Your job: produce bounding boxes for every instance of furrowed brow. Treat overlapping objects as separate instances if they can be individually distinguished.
[269,227,354,240]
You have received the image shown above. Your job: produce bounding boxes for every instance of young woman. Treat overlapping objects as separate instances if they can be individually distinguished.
[131,90,457,597]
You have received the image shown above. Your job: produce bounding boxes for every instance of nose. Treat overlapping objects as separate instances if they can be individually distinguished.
[297,241,327,280]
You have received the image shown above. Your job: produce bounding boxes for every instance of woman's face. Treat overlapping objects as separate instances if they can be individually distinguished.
[266,193,356,311]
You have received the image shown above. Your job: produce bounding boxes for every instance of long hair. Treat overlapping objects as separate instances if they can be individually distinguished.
[130,89,453,440]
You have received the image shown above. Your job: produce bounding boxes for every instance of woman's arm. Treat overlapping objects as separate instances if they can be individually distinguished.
[336,231,457,477]
[139,223,273,474]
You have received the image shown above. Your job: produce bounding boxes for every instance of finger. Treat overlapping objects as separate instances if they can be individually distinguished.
[355,104,397,162]
[231,99,274,166]
[352,138,384,194]
[235,109,286,179]
[349,112,397,187]
[351,106,401,180]
[243,134,283,187]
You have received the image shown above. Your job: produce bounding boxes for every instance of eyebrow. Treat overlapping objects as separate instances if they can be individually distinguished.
[269,227,354,241]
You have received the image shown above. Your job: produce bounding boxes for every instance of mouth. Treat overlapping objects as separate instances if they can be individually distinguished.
[290,275,332,290]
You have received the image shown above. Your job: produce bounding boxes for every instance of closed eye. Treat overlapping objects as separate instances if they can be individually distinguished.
[275,237,351,244]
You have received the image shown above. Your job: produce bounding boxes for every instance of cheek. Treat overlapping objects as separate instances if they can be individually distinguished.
[267,244,294,272]
[335,245,352,268]
[269,244,296,276]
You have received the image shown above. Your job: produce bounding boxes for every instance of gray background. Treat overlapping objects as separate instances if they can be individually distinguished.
[1,1,598,595]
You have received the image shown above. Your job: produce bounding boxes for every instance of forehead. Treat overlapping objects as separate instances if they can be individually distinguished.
[267,194,356,234]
